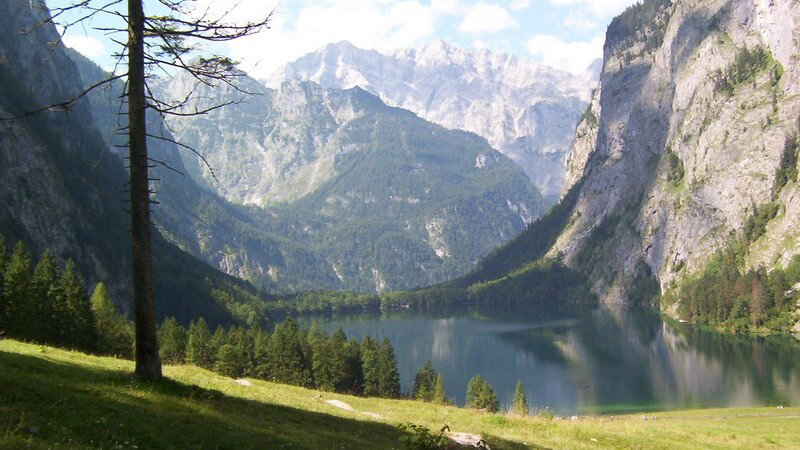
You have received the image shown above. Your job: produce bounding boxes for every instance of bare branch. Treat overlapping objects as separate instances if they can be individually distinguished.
[145,132,218,182]
[0,73,125,121]
[146,156,185,177]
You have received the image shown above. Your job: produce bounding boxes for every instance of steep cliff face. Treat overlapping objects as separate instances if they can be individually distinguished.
[556,0,800,305]
[0,0,131,303]
[0,0,273,327]
[269,41,598,200]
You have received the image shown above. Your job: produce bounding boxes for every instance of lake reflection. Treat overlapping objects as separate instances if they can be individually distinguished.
[308,307,800,414]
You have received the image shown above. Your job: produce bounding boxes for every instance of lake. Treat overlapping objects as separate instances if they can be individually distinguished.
[308,306,800,415]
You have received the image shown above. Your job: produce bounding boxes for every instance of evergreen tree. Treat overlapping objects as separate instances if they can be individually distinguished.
[377,338,401,398]
[58,260,97,351]
[237,327,259,377]
[511,381,529,416]
[311,328,333,390]
[253,326,272,379]
[412,360,437,402]
[267,318,313,387]
[308,322,328,388]
[91,282,134,358]
[307,321,325,347]
[225,326,252,377]
[466,374,499,412]
[187,318,214,369]
[209,326,229,357]
[215,343,244,378]
[1,241,32,336]
[361,335,381,396]
[29,250,60,343]
[158,317,187,364]
[342,339,363,394]
[432,374,446,405]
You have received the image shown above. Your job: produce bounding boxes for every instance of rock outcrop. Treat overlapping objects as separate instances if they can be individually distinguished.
[556,0,800,305]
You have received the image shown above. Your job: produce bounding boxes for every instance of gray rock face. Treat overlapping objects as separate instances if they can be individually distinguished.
[557,0,800,305]
[269,41,599,201]
[0,0,131,303]
[152,73,545,293]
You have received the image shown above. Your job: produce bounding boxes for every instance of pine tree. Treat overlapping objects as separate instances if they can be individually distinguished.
[187,318,214,368]
[466,374,498,412]
[29,250,60,343]
[236,327,258,377]
[361,335,380,396]
[311,328,332,390]
[342,339,363,394]
[215,343,244,378]
[432,374,446,405]
[91,282,134,358]
[210,326,229,358]
[253,326,271,379]
[58,260,97,351]
[511,381,529,416]
[1,241,32,336]
[158,317,187,364]
[377,338,401,398]
[412,360,437,401]
[267,318,313,387]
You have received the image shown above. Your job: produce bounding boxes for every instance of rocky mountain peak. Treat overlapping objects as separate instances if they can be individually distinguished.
[269,40,599,201]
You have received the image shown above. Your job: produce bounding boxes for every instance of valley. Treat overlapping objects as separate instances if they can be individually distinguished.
[1,0,800,448]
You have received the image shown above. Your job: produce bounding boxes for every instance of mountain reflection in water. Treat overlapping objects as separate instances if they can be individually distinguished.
[307,306,800,414]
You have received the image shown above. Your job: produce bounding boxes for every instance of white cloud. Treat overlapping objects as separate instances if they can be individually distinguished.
[62,35,104,58]
[212,0,441,79]
[526,34,603,74]
[431,0,458,13]
[458,3,518,34]
[563,10,600,32]
[510,0,531,10]
[547,0,638,17]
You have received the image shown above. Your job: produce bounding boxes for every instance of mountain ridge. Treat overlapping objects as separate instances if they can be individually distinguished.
[268,40,599,200]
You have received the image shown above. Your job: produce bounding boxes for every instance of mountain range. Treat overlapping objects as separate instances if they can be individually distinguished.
[3,0,798,333]
[1,0,552,300]
[269,40,600,200]
[153,72,544,293]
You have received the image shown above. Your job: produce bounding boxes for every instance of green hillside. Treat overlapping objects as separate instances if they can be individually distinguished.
[3,340,799,449]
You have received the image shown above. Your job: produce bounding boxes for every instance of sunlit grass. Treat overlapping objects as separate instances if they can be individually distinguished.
[2,340,798,449]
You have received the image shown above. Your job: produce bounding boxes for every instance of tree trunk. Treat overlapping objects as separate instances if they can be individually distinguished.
[128,0,162,380]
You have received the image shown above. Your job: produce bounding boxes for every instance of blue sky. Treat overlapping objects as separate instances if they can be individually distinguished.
[59,0,639,78]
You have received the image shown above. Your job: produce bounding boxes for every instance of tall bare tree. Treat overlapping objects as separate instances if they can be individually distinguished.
[7,0,271,380]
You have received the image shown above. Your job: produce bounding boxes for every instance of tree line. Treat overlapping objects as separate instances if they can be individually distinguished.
[411,360,530,415]
[158,317,403,398]
[0,236,132,355]
[1,235,539,412]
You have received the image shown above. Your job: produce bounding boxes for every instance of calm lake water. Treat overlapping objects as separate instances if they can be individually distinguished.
[307,307,800,415]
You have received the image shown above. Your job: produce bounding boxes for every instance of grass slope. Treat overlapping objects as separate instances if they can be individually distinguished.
[2,340,798,449]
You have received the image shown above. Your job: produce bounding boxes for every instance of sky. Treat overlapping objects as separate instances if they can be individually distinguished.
[58,0,640,78]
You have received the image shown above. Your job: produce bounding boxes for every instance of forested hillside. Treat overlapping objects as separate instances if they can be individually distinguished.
[0,0,272,327]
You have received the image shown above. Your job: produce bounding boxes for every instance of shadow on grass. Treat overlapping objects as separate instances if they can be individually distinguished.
[483,434,550,450]
[0,349,403,449]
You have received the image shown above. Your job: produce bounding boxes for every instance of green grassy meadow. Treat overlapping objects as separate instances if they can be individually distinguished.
[1,340,798,449]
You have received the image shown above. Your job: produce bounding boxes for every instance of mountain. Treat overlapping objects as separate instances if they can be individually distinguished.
[268,41,599,201]
[0,0,272,328]
[153,73,545,293]
[458,0,800,315]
